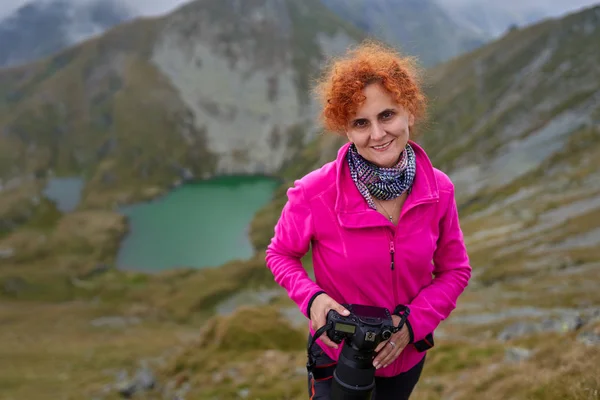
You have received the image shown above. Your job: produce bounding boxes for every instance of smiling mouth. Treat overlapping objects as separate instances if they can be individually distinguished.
[372,140,393,150]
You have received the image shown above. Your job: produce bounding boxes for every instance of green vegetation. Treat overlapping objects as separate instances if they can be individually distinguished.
[0,2,599,400]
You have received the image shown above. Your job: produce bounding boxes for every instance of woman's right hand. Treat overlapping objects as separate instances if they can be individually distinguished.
[310,293,350,349]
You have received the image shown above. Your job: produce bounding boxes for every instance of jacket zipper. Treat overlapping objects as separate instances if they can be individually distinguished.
[389,235,400,375]
[388,238,398,308]
[389,241,395,270]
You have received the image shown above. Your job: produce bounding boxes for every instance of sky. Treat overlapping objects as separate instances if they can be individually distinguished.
[438,0,599,14]
[0,0,191,19]
[0,0,598,20]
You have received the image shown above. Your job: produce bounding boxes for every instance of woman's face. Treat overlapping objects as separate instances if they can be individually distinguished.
[345,83,414,168]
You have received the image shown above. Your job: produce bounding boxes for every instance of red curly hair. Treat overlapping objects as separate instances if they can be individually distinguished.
[314,40,428,135]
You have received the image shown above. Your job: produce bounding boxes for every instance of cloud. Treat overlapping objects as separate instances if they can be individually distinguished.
[123,0,191,17]
[437,0,599,15]
[0,0,29,19]
[0,0,192,20]
[2,0,598,22]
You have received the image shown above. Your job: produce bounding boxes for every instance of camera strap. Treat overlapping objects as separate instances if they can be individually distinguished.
[392,304,410,333]
[306,322,334,378]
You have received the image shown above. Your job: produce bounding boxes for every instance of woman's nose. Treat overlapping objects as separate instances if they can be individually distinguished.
[370,122,386,141]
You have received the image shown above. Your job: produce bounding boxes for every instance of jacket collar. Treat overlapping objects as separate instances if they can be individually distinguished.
[334,140,439,229]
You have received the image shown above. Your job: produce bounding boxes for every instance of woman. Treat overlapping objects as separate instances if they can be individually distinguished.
[265,41,471,399]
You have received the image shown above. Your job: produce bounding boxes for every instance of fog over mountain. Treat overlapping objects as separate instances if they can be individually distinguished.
[0,0,189,19]
[2,0,598,22]
[0,0,135,67]
[436,0,599,36]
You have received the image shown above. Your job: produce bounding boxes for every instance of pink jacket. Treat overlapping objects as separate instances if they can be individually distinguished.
[265,140,471,377]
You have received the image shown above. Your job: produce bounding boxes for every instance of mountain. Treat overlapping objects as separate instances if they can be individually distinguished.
[0,0,133,68]
[0,0,363,209]
[437,0,600,37]
[320,0,488,67]
[0,2,599,399]
[419,4,600,308]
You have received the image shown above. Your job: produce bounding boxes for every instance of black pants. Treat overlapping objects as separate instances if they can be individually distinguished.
[307,341,425,400]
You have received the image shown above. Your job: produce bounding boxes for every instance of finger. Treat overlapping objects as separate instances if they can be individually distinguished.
[319,333,339,349]
[374,340,388,353]
[379,345,400,368]
[334,304,350,316]
[373,347,392,367]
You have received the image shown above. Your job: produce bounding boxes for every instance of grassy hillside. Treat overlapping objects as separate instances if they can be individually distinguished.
[1,3,599,400]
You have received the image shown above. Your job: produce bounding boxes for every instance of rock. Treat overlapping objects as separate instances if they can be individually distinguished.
[79,263,111,279]
[101,171,117,185]
[2,276,27,295]
[181,168,194,181]
[90,316,141,329]
[497,321,539,341]
[504,347,533,363]
[582,308,600,325]
[97,137,118,158]
[211,371,223,384]
[0,247,15,259]
[540,315,584,332]
[238,388,250,398]
[578,331,600,346]
[115,380,136,398]
[114,363,156,398]
[497,314,585,341]
[133,364,155,391]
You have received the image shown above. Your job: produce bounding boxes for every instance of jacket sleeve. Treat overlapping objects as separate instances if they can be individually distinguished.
[265,181,324,319]
[406,184,472,343]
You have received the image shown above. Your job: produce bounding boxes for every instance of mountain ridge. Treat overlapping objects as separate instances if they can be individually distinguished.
[320,0,488,66]
[0,0,133,68]
[0,0,363,210]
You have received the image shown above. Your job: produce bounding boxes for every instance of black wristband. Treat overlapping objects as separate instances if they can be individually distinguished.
[306,291,326,319]
[404,318,415,344]
[392,304,411,336]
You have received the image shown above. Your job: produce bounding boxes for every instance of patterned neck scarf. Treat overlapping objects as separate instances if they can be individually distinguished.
[346,142,416,210]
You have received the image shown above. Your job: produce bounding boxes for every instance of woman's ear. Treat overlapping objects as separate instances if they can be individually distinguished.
[408,113,415,127]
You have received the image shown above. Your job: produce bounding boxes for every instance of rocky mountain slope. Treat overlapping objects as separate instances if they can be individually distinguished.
[421,5,600,294]
[0,0,132,68]
[321,0,488,67]
[0,0,362,209]
[1,2,599,400]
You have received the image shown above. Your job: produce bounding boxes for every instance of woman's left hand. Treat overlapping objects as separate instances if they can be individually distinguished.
[373,315,410,369]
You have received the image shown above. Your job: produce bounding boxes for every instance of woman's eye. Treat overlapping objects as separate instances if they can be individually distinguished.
[381,111,394,120]
[353,120,368,128]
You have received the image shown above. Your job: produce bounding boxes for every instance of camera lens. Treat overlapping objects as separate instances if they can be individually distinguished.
[382,330,391,340]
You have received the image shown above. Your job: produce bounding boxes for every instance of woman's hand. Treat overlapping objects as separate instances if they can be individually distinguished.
[373,315,410,369]
[310,293,350,349]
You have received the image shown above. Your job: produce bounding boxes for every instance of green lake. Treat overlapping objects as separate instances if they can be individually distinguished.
[116,175,280,271]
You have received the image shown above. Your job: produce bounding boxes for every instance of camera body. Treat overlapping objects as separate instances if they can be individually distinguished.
[323,304,400,399]
[326,304,396,352]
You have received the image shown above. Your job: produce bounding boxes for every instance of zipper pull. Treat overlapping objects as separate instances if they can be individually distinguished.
[389,241,395,270]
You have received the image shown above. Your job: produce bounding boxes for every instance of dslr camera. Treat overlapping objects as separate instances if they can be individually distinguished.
[308,303,409,400]
[327,304,398,351]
